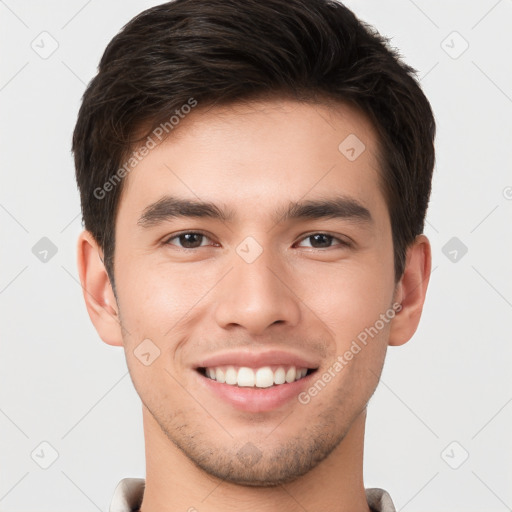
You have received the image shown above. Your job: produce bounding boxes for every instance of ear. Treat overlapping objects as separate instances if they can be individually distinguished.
[388,234,432,347]
[76,230,123,346]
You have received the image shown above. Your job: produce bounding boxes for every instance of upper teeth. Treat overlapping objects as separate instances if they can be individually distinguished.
[204,366,309,388]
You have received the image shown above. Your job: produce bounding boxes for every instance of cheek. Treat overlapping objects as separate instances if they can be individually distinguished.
[116,256,208,336]
[299,257,394,343]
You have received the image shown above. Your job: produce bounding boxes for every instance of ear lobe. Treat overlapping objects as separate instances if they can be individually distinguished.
[388,234,432,347]
[76,230,123,347]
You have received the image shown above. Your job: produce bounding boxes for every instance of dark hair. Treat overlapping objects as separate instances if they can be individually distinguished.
[72,0,435,293]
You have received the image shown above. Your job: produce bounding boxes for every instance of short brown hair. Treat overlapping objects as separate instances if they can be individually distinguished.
[72,0,436,292]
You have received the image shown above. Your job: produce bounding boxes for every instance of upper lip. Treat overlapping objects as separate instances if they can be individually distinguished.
[194,349,321,370]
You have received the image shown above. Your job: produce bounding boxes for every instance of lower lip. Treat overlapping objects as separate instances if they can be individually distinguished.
[195,369,317,413]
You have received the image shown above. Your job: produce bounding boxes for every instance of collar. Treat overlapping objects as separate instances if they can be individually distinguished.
[109,478,396,512]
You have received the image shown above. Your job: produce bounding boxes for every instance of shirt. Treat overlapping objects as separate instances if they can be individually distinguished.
[109,477,397,512]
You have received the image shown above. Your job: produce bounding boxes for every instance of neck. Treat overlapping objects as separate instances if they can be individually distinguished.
[139,406,371,512]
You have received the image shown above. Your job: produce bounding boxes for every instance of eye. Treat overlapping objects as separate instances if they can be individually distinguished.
[295,233,351,249]
[164,231,215,249]
[163,231,352,251]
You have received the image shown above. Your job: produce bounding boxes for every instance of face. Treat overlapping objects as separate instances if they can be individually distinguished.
[112,99,399,486]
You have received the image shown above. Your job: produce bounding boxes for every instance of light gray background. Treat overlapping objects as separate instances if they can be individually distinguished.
[1,0,511,511]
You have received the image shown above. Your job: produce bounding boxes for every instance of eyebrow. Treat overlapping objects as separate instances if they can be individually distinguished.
[137,194,373,228]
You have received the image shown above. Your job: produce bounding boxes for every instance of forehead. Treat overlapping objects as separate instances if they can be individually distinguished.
[116,98,387,229]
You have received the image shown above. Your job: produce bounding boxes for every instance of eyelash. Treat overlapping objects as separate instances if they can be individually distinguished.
[163,231,352,250]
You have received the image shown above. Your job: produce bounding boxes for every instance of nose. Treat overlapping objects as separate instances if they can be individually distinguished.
[214,247,301,335]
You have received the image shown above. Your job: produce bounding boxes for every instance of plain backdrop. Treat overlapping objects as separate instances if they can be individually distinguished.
[1,1,511,511]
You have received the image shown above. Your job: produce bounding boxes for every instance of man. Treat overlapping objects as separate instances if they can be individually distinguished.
[72,0,435,510]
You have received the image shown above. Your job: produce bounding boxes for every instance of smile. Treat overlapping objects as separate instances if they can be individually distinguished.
[197,365,316,388]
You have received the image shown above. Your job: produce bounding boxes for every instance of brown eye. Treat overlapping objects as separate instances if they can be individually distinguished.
[165,232,212,249]
[296,233,351,249]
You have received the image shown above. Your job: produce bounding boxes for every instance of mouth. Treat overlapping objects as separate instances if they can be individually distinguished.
[194,364,319,413]
[196,365,318,388]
